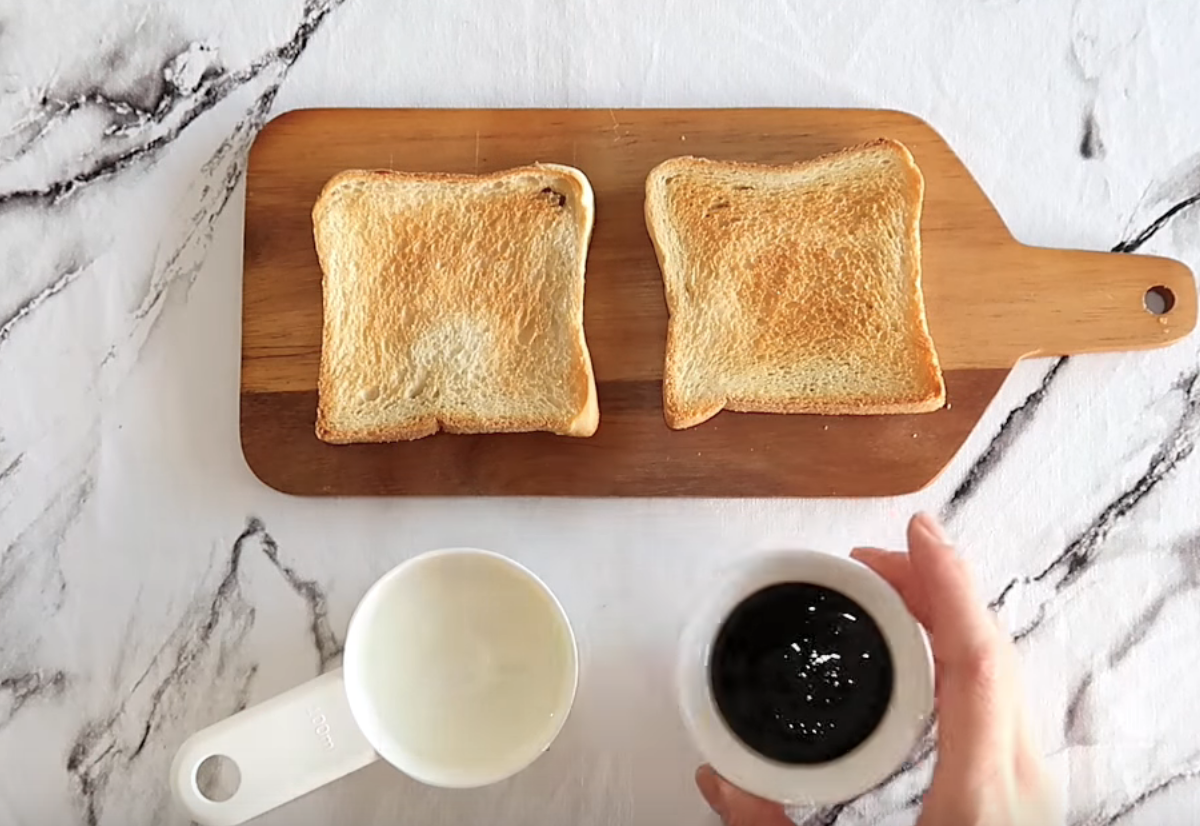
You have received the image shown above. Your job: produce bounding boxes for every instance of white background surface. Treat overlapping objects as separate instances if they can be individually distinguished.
[1,1,1199,823]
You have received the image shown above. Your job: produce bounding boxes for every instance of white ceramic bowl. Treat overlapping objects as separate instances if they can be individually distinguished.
[677,551,934,806]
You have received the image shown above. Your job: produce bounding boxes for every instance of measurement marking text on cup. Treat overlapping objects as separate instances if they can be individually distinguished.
[307,707,335,751]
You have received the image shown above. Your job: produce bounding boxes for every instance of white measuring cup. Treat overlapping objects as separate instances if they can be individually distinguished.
[171,548,578,826]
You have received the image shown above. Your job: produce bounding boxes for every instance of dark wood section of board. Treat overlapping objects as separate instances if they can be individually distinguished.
[240,108,1196,497]
[242,370,1006,497]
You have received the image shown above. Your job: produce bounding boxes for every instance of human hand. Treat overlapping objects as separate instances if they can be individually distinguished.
[695,512,1060,826]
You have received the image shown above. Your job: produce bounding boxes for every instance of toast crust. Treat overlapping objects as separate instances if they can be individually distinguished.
[645,139,946,430]
[314,164,599,443]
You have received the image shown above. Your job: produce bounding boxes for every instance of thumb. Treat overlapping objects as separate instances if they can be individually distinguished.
[695,766,794,826]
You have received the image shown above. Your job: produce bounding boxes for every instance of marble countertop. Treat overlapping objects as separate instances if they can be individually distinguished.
[2,1,1199,823]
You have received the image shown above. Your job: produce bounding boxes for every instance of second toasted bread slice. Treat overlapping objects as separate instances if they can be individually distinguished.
[645,139,946,430]
[314,164,598,443]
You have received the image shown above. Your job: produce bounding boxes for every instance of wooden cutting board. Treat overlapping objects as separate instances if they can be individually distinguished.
[241,109,1196,497]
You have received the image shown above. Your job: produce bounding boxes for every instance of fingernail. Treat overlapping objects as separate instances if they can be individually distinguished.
[850,547,881,563]
[695,766,727,816]
[916,512,952,545]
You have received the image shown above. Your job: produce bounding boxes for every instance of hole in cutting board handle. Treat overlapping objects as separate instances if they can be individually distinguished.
[196,753,241,802]
[1144,286,1176,315]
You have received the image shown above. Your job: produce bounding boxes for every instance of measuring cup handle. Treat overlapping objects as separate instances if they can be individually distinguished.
[170,668,377,826]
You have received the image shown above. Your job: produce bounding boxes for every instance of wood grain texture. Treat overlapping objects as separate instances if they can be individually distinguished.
[241,108,1197,497]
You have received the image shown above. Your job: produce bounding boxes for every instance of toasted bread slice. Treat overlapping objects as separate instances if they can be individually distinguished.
[314,164,599,443]
[645,139,946,430]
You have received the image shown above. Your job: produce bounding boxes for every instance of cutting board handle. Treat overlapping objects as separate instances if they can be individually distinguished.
[1002,246,1197,361]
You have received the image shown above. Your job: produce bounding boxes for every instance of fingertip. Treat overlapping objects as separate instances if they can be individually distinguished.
[911,511,953,549]
[851,547,908,576]
[907,514,962,583]
[907,513,966,583]
[695,765,725,814]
